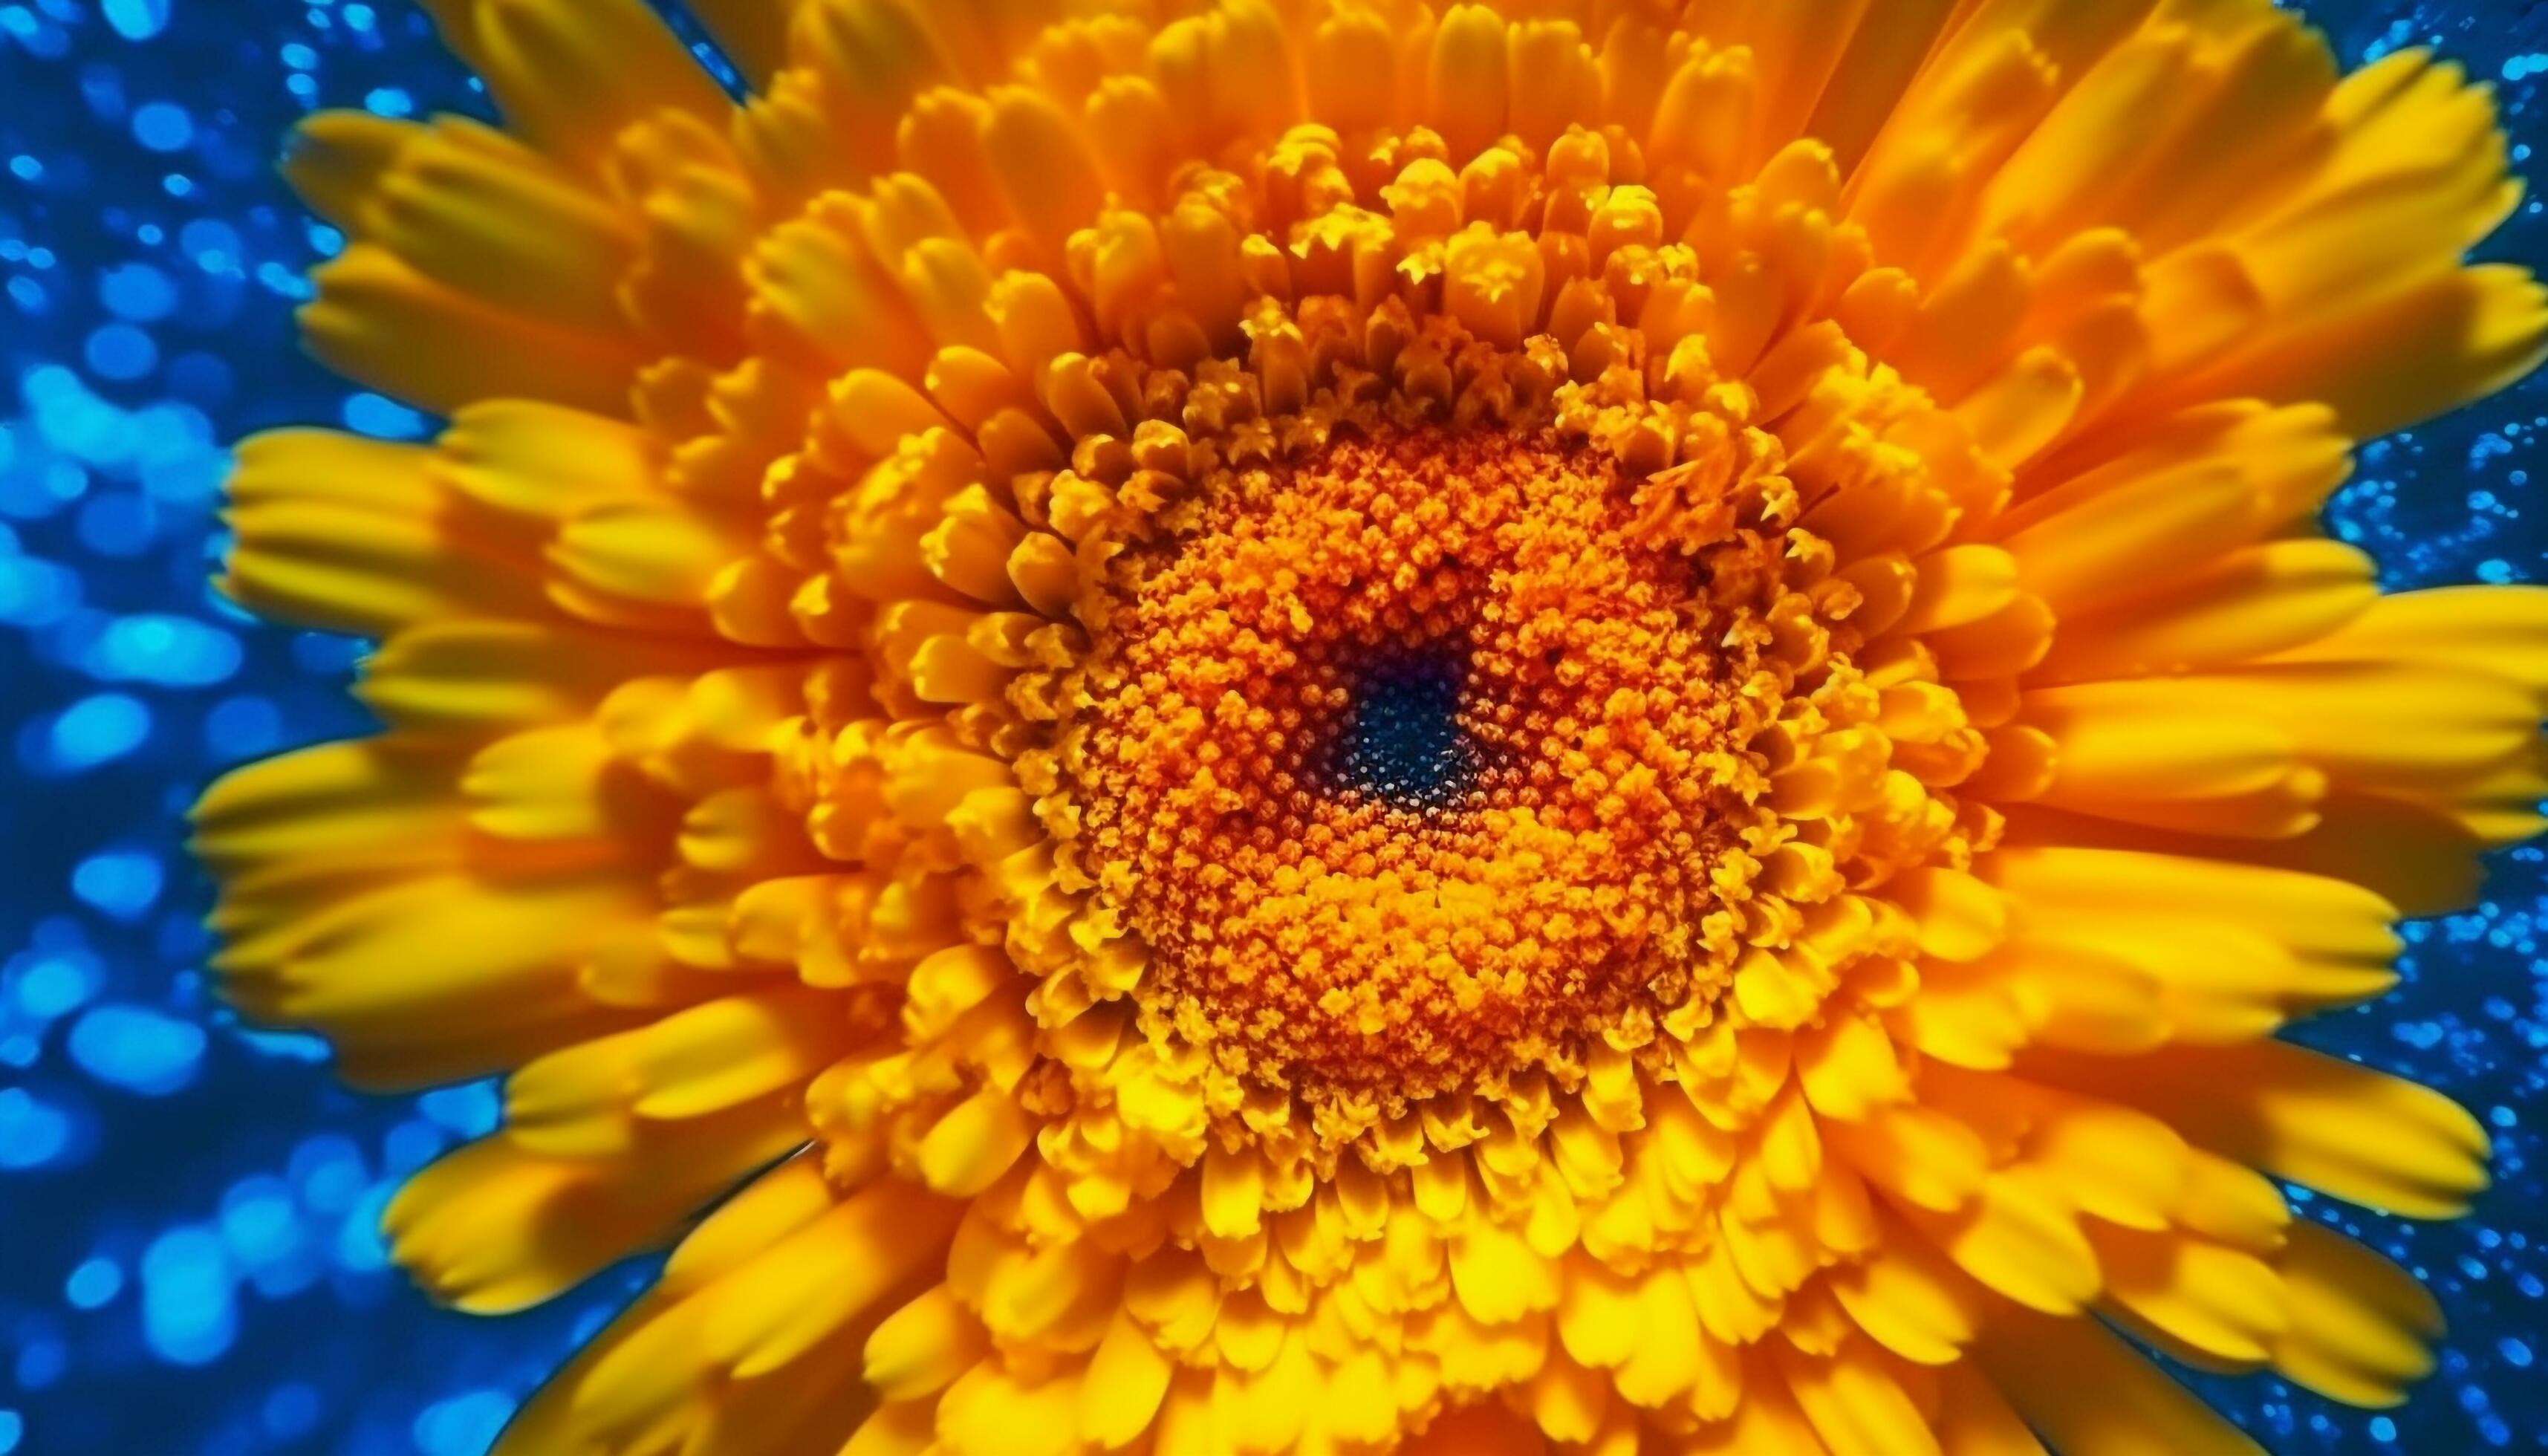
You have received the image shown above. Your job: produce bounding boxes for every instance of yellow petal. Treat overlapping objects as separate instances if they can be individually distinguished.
[302,244,640,417]
[1888,866,2007,962]
[2096,1226,2289,1367]
[984,85,1105,263]
[2269,1220,2442,1408]
[386,1105,799,1314]
[221,430,547,637]
[2276,583,2548,703]
[693,1178,963,1381]
[659,1155,834,1295]
[1978,1309,2266,1456]
[192,738,457,882]
[1933,1359,2049,1456]
[917,1085,1037,1197]
[1448,1219,1559,1325]
[865,1285,989,1403]
[1795,1010,1909,1122]
[2038,540,2377,684]
[1555,1254,1640,1371]
[2026,696,2298,804]
[1907,1168,2099,1316]
[1427,5,1509,164]
[2030,1041,2489,1219]
[362,620,714,732]
[937,1359,1082,1456]
[367,118,637,337]
[2174,253,2545,439]
[1896,544,2020,634]
[470,720,630,836]
[1202,1143,1267,1240]
[549,495,741,617]
[284,110,415,230]
[1826,1221,1978,1367]
[1775,1337,1942,1456]
[1079,1308,1174,1449]
[467,0,730,169]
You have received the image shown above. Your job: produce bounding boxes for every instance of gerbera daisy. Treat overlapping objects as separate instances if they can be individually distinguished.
[195,0,2548,1451]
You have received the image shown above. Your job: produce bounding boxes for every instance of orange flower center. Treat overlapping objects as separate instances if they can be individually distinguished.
[1065,424,1805,1104]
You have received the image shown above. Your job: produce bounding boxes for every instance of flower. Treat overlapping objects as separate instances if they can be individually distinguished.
[193,0,2548,1452]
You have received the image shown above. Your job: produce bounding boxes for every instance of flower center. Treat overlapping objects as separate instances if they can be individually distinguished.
[1330,644,1478,813]
[1061,423,1802,1113]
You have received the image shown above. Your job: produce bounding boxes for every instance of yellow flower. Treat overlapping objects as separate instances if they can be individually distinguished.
[196,1,2548,1452]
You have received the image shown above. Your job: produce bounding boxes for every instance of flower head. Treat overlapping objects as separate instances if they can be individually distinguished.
[198,1,2548,1452]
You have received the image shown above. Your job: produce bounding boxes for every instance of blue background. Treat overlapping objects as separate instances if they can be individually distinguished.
[1,1,2546,1452]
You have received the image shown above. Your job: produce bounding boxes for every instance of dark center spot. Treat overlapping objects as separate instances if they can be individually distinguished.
[1333,646,1477,812]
